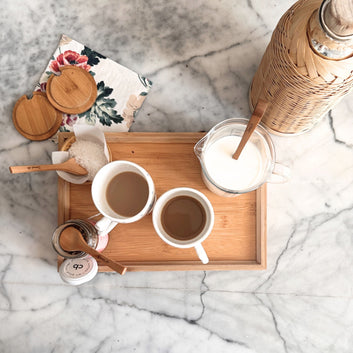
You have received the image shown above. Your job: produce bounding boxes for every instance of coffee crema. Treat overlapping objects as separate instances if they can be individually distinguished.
[161,195,206,241]
[106,171,149,217]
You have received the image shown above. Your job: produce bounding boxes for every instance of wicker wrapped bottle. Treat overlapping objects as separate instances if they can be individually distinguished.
[250,0,353,135]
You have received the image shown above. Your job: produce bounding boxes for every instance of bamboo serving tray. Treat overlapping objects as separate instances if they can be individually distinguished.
[57,132,267,272]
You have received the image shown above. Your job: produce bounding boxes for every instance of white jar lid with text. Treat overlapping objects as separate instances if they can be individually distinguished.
[59,255,98,285]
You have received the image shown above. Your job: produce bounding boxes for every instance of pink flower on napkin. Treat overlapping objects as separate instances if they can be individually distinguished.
[49,50,91,73]
[61,114,78,127]
[36,35,152,133]
[35,82,47,92]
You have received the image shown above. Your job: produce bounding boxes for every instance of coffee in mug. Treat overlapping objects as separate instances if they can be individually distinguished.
[160,195,206,241]
[106,171,149,217]
[152,187,214,264]
[92,161,155,234]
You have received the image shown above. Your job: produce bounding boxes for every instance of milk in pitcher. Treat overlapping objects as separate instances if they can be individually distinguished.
[203,135,264,191]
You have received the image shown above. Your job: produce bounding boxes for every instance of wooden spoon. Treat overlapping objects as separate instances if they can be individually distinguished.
[9,158,87,176]
[59,226,127,275]
[232,99,268,160]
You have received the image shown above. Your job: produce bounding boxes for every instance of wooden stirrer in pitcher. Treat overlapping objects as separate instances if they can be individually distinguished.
[232,100,268,160]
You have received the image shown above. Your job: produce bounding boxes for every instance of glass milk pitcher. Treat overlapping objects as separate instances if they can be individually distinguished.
[194,118,289,197]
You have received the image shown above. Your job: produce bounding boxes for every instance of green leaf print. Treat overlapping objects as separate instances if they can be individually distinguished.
[79,81,123,126]
[97,81,113,97]
[138,75,152,88]
[59,126,71,132]
[81,46,106,66]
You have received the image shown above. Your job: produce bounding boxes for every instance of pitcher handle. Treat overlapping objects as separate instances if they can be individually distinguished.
[267,162,290,184]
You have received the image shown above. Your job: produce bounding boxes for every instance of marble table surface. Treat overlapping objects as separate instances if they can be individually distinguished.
[1,0,353,352]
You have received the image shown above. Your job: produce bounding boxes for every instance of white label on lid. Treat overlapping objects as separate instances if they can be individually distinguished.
[60,256,97,284]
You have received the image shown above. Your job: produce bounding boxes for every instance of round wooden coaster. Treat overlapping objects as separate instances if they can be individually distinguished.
[46,66,97,114]
[12,91,62,141]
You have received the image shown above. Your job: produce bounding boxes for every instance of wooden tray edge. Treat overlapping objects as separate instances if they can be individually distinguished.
[256,184,267,269]
[57,132,267,272]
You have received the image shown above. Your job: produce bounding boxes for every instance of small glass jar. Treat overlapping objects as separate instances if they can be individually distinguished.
[52,219,108,259]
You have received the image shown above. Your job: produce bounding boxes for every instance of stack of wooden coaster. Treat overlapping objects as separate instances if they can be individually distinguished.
[12,66,97,141]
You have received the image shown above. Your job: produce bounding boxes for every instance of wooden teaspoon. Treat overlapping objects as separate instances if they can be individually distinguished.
[59,227,127,275]
[232,99,268,160]
[9,158,87,176]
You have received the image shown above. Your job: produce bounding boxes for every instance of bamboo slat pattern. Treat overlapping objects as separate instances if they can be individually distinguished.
[250,0,353,135]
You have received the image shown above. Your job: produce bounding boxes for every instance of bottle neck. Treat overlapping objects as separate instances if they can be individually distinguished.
[307,0,353,60]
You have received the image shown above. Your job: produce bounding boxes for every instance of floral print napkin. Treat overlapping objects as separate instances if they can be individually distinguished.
[35,34,152,132]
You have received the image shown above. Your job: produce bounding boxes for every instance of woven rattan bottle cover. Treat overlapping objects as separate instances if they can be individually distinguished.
[12,91,62,141]
[46,65,97,114]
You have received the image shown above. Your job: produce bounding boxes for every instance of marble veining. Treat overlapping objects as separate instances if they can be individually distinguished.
[1,0,353,352]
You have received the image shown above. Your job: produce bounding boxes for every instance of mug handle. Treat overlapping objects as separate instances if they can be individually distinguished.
[267,162,290,184]
[95,216,119,235]
[195,243,209,264]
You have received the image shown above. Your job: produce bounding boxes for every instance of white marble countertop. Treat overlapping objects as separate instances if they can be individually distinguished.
[1,0,353,352]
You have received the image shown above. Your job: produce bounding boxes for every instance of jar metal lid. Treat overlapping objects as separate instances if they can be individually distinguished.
[319,0,353,41]
[59,256,98,285]
[52,219,98,259]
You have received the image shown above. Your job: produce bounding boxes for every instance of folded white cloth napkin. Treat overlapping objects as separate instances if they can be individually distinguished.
[35,34,152,132]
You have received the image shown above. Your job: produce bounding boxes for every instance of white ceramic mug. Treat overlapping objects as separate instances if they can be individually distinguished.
[152,187,214,264]
[91,161,156,234]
